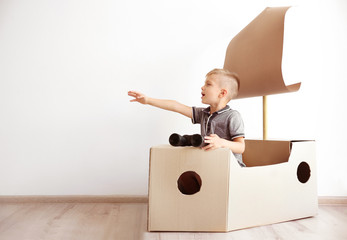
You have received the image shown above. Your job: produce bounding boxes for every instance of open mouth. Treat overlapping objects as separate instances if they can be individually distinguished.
[201,93,205,97]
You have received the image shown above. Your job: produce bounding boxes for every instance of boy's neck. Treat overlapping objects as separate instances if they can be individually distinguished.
[209,102,228,114]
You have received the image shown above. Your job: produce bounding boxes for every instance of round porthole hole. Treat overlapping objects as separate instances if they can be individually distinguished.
[297,161,311,183]
[177,171,202,195]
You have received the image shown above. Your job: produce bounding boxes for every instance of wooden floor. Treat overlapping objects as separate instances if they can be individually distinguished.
[0,203,346,240]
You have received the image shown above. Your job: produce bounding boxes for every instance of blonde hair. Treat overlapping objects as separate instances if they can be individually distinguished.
[206,68,240,100]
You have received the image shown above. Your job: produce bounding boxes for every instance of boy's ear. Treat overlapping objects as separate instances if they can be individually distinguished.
[219,89,228,98]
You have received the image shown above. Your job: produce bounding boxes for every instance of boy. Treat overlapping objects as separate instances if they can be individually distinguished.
[128,68,246,166]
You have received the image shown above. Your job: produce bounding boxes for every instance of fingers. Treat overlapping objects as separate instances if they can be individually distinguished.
[204,134,217,143]
[203,137,214,151]
[204,135,214,140]
[202,134,220,151]
[128,90,145,103]
[128,91,141,97]
[203,136,213,146]
[202,143,216,151]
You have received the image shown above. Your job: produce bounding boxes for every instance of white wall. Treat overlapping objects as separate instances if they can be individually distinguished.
[0,0,346,196]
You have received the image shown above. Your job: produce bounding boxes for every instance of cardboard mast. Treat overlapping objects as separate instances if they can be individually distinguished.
[223,7,301,139]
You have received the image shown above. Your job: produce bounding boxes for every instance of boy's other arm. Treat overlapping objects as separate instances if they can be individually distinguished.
[128,90,192,118]
[203,134,245,154]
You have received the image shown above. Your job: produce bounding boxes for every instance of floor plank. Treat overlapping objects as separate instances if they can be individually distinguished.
[0,203,346,240]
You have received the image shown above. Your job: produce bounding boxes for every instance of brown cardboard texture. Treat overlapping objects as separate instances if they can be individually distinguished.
[224,7,301,99]
[148,140,317,232]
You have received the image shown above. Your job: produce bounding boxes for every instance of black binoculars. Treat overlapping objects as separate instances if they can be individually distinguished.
[169,133,204,147]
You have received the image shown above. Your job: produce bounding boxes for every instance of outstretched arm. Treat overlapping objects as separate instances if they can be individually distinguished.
[128,91,192,118]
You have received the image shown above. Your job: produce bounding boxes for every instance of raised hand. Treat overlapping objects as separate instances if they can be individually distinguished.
[128,91,148,104]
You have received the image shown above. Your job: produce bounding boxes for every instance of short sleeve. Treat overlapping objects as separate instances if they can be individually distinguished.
[192,107,204,124]
[228,110,245,139]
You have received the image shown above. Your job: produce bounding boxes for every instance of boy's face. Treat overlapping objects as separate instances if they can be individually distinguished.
[201,75,223,105]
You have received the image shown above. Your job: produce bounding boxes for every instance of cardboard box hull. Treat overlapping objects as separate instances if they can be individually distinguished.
[148,140,317,232]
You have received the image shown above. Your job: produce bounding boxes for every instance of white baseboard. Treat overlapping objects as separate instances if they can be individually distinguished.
[1,195,346,205]
[0,195,148,203]
[318,196,347,205]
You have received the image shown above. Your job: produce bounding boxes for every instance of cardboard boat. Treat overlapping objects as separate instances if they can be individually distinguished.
[148,140,317,232]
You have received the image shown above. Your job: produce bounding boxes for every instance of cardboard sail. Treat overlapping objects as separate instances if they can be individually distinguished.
[224,7,301,99]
